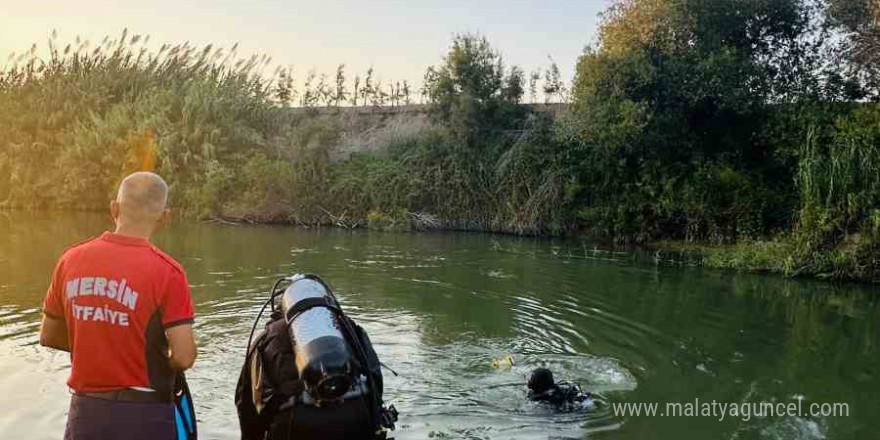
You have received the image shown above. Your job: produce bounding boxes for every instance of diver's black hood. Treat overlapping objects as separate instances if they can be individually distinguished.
[528,368,556,394]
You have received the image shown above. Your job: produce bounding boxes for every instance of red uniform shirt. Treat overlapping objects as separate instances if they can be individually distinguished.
[43,232,195,394]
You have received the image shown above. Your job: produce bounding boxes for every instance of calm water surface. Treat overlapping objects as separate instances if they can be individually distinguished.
[1,211,878,440]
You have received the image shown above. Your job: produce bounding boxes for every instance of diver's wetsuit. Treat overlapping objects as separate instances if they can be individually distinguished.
[527,368,593,410]
[528,384,592,408]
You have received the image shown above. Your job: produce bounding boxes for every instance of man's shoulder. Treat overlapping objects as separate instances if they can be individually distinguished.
[58,235,103,260]
[148,246,187,276]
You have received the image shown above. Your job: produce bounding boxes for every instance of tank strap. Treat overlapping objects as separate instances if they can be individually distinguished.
[284,297,343,322]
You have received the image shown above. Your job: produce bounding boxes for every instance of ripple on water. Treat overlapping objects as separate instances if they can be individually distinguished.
[499,284,673,379]
[485,269,514,279]
[392,277,454,287]
[756,416,827,440]
[0,306,42,344]
[0,341,71,440]
[384,338,635,440]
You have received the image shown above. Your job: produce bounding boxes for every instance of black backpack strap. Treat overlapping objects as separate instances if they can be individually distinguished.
[284,296,342,322]
[236,331,269,440]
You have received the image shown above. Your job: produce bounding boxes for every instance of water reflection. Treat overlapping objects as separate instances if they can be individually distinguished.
[0,212,878,440]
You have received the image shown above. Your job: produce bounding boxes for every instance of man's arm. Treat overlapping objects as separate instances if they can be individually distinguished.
[39,314,70,352]
[166,324,197,371]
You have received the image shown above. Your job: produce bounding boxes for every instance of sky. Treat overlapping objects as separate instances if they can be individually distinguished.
[1,0,609,89]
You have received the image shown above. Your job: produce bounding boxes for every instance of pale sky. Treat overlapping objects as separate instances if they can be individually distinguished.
[1,0,608,89]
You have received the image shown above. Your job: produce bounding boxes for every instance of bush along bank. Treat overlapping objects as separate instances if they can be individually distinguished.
[5,0,880,282]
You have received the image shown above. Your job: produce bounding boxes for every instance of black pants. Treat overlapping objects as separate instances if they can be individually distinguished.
[65,394,177,440]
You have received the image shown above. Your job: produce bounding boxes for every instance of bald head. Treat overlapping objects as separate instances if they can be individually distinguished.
[115,172,169,224]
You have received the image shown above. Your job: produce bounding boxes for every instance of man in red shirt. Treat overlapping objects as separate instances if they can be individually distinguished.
[39,172,197,440]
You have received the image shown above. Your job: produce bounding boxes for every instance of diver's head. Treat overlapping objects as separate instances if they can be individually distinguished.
[528,368,556,394]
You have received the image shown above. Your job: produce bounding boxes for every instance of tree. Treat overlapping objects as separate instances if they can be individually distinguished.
[388,83,396,107]
[423,34,503,119]
[826,0,880,98]
[565,0,820,241]
[371,78,387,107]
[351,75,361,106]
[361,68,375,107]
[529,69,541,103]
[301,69,319,107]
[502,66,525,103]
[542,59,564,103]
[422,33,523,145]
[316,73,333,107]
[274,66,295,106]
[421,67,438,104]
[334,64,348,106]
[402,80,412,105]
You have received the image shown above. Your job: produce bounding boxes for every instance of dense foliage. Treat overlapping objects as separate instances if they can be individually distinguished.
[4,0,880,281]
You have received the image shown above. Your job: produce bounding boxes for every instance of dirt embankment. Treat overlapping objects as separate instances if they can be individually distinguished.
[287,104,567,159]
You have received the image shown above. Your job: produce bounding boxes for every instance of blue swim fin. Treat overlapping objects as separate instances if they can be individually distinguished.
[174,374,198,440]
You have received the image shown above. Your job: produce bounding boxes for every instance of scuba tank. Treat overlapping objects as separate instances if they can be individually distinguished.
[236,274,398,440]
[281,275,354,404]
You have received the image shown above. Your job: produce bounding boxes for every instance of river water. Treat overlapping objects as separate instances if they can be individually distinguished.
[0,211,878,440]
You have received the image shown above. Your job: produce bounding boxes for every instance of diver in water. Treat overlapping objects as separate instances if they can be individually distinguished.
[236,275,397,440]
[527,368,595,410]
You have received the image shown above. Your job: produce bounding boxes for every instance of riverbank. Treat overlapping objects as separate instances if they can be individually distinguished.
[202,211,880,284]
[656,237,880,284]
[4,202,877,284]
[366,216,880,284]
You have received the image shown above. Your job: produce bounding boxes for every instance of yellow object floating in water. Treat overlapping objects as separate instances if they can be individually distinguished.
[492,355,515,369]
